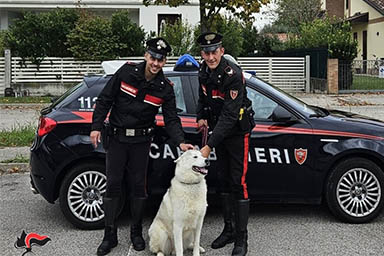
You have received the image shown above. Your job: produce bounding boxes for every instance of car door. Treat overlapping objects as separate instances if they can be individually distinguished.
[246,85,318,201]
[147,74,201,194]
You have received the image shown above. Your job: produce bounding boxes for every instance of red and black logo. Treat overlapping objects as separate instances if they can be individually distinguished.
[14,230,50,255]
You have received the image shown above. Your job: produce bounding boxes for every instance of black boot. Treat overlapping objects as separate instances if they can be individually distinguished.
[130,197,146,251]
[97,197,119,256]
[211,193,235,249]
[232,199,250,256]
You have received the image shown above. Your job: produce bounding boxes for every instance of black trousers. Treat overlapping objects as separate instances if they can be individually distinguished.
[105,136,151,198]
[215,133,250,200]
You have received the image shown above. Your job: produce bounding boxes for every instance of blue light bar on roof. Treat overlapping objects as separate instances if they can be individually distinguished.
[174,54,199,71]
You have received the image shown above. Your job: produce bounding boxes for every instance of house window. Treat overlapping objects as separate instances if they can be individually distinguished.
[158,14,181,34]
[353,32,357,41]
[346,0,349,9]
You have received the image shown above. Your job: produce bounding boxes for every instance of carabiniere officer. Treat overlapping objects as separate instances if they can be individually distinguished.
[197,32,255,256]
[90,37,194,256]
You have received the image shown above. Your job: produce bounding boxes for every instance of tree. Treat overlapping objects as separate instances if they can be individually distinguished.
[241,23,259,56]
[142,0,270,32]
[111,10,146,57]
[241,23,283,56]
[5,12,47,66]
[190,16,245,57]
[213,16,244,58]
[41,9,79,57]
[159,19,195,56]
[67,14,119,61]
[0,30,7,56]
[5,9,79,65]
[272,0,323,33]
[286,17,357,63]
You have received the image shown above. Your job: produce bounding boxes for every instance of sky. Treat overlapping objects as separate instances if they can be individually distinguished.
[253,2,278,30]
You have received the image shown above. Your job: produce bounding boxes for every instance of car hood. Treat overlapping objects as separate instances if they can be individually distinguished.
[319,109,384,140]
[328,109,384,128]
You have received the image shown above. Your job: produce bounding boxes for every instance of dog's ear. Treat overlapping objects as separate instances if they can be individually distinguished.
[174,153,183,163]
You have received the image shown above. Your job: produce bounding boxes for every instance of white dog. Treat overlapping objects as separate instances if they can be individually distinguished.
[149,150,209,256]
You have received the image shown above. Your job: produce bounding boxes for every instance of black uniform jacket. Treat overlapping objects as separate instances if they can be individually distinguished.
[92,61,184,145]
[197,57,249,148]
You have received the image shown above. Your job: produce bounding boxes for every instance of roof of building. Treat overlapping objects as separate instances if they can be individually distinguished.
[363,0,384,16]
[347,12,369,24]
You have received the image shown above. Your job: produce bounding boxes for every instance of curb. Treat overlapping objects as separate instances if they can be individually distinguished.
[0,163,30,175]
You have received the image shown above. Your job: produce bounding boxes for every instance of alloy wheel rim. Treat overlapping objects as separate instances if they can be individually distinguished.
[337,168,381,217]
[67,171,107,222]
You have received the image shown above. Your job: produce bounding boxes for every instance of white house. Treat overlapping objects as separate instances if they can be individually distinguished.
[0,0,200,33]
[321,0,384,61]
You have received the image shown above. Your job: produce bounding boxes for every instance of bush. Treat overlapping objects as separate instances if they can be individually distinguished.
[241,23,259,56]
[286,17,357,63]
[41,8,79,57]
[111,10,146,57]
[160,19,195,56]
[212,16,244,58]
[5,9,79,65]
[6,12,47,65]
[0,30,7,56]
[67,14,119,61]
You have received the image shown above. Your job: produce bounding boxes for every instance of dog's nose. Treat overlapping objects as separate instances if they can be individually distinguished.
[205,159,210,166]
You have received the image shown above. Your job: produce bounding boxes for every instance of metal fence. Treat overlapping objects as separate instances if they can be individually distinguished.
[2,56,309,95]
[339,60,384,92]
[237,57,307,92]
[0,57,5,94]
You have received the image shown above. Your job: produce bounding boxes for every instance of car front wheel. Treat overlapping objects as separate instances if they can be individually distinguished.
[326,157,384,223]
[59,162,125,229]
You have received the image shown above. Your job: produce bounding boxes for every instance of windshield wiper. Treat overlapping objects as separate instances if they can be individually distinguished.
[309,105,328,117]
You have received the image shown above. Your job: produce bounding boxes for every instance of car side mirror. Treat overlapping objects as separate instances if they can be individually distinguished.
[271,105,292,122]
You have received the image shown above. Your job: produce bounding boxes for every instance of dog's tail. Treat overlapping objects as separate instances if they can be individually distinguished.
[157,253,165,256]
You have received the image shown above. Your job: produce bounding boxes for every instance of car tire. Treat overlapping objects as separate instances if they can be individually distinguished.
[326,157,384,223]
[59,162,125,229]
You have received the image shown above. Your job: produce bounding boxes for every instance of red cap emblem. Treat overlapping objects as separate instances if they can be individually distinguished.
[230,90,238,100]
[294,148,307,165]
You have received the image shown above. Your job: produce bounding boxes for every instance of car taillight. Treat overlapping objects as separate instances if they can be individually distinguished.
[38,117,57,137]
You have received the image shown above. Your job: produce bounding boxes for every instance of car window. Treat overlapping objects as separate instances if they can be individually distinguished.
[165,76,187,114]
[246,87,278,121]
[249,76,317,116]
[50,82,84,109]
[65,82,103,111]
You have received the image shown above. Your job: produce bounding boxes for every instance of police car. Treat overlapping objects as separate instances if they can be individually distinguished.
[30,55,384,229]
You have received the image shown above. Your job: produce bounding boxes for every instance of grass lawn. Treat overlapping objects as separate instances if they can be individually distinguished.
[352,75,384,90]
[0,154,29,163]
[0,124,36,147]
[0,96,51,104]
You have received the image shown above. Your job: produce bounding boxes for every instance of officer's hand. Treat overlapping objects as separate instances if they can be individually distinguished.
[197,119,208,129]
[200,145,211,158]
[179,143,194,151]
[90,130,101,148]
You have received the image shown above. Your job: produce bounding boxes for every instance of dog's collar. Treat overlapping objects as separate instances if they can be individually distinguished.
[179,180,201,185]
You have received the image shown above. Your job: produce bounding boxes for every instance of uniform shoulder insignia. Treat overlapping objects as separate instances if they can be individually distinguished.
[165,77,174,86]
[224,66,236,77]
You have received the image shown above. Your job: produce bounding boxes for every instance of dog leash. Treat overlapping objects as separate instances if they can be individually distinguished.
[200,125,208,147]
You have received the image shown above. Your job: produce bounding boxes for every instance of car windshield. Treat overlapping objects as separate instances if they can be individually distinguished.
[249,76,318,116]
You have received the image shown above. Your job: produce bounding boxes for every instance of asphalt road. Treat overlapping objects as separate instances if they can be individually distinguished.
[1,173,384,256]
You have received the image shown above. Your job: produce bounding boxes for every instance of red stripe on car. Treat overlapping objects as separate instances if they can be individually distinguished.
[242,133,250,199]
[253,124,384,140]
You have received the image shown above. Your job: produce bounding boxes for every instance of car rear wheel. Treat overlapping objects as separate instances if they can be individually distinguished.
[326,157,384,223]
[59,162,125,229]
